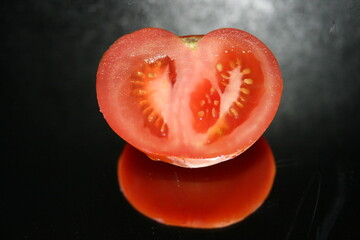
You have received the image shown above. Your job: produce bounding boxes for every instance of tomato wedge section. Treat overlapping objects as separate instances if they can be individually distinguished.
[118,137,276,229]
[97,28,282,167]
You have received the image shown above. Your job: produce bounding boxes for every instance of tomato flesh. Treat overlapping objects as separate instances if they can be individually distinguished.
[118,137,276,229]
[97,28,282,167]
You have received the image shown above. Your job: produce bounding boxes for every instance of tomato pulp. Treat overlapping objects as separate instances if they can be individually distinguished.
[118,137,276,229]
[97,28,282,167]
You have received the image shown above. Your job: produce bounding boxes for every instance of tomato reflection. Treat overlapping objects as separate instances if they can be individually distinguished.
[118,137,276,229]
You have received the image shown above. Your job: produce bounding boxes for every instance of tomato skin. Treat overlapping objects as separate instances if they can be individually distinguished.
[118,137,276,229]
[97,28,282,167]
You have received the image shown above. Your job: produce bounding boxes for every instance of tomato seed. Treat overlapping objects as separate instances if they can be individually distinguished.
[205,94,211,104]
[147,73,157,78]
[221,73,230,79]
[212,108,217,118]
[160,122,167,133]
[139,100,148,106]
[137,71,145,78]
[229,107,239,117]
[148,113,156,122]
[131,80,144,85]
[142,107,153,115]
[235,101,244,108]
[242,68,251,74]
[198,111,205,118]
[244,78,253,85]
[133,89,147,96]
[240,88,250,94]
[221,81,228,86]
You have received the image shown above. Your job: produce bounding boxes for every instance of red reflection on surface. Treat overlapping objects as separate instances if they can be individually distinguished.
[118,137,276,229]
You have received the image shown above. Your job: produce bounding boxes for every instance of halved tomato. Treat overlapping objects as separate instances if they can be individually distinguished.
[97,28,282,168]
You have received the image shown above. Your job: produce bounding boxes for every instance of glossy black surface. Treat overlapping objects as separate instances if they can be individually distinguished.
[2,0,360,239]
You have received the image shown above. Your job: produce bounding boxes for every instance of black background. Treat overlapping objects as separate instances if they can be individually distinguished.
[2,0,360,239]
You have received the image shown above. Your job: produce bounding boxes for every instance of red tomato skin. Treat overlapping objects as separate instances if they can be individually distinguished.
[118,137,276,229]
[97,28,282,168]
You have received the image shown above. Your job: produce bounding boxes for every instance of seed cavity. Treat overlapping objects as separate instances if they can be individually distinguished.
[207,52,260,144]
[129,56,178,138]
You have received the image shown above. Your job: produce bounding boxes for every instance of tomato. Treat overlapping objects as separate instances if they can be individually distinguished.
[97,28,282,167]
[118,137,276,229]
